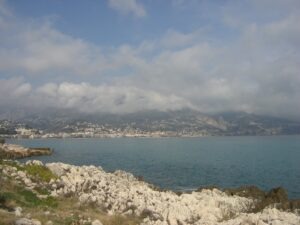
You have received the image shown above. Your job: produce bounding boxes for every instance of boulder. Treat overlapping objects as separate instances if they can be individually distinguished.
[14,207,22,217]
[15,218,41,225]
[25,160,44,166]
[91,219,103,225]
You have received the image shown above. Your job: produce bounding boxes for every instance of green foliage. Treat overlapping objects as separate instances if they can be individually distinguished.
[42,196,58,208]
[24,164,57,182]
[0,160,57,182]
[0,192,15,210]
[0,160,58,209]
[18,188,42,207]
[34,186,50,195]
[0,186,58,209]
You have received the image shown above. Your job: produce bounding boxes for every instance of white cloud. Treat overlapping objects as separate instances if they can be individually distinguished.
[108,0,146,17]
[34,82,193,113]
[13,83,32,97]
[0,78,32,106]
[0,0,300,119]
[160,29,201,49]
[0,23,110,75]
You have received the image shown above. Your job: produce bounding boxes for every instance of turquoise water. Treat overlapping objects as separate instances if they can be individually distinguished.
[8,136,300,199]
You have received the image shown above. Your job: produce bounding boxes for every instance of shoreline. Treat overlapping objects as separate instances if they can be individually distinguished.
[0,142,52,159]
[1,159,299,225]
[1,142,300,224]
[3,134,300,141]
[3,139,300,200]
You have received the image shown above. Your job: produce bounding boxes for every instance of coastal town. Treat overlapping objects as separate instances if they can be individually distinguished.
[1,110,299,139]
[0,120,210,139]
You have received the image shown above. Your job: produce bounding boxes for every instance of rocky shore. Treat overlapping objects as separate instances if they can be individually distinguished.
[0,143,52,159]
[0,159,299,225]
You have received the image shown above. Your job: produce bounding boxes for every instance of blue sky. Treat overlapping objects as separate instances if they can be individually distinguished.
[10,0,223,45]
[8,0,233,45]
[0,0,300,119]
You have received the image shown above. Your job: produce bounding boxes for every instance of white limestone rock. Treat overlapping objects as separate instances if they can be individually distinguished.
[25,160,43,166]
[43,162,300,225]
[46,162,71,177]
[220,208,300,225]
[14,207,22,217]
[17,171,26,179]
[91,219,103,225]
[15,218,41,225]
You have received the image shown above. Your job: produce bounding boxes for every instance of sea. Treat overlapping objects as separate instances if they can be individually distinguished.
[7,136,300,199]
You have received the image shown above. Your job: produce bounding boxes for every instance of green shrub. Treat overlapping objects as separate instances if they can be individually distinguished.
[18,189,41,207]
[34,186,50,195]
[0,187,58,209]
[24,164,57,182]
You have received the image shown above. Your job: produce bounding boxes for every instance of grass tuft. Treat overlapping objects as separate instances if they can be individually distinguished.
[0,187,58,209]
[23,164,57,182]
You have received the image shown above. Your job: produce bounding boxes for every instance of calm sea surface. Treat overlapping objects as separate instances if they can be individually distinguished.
[8,136,300,199]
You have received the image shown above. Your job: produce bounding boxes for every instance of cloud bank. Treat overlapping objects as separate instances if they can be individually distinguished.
[0,0,300,119]
[108,0,146,17]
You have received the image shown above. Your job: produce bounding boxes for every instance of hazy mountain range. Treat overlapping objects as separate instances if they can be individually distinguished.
[1,109,300,136]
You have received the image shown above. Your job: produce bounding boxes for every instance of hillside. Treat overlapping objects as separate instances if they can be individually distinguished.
[1,110,300,137]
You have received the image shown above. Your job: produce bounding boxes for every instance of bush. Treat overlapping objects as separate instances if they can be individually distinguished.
[0,187,58,208]
[24,164,57,182]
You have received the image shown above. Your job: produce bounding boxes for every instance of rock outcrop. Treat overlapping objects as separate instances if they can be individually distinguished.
[1,160,299,225]
[15,218,41,225]
[45,162,300,225]
[0,143,52,159]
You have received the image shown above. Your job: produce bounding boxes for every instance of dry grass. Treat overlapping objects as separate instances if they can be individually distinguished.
[0,163,141,225]
[21,197,141,225]
[0,210,15,225]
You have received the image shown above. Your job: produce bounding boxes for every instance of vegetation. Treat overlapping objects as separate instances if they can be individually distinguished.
[224,186,300,213]
[0,173,58,210]
[23,164,58,182]
[0,160,57,182]
[0,160,141,225]
[0,160,24,171]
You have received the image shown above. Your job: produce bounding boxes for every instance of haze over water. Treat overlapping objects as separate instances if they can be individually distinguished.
[9,136,300,199]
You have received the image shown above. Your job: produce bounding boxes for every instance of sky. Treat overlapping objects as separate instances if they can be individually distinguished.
[0,0,299,119]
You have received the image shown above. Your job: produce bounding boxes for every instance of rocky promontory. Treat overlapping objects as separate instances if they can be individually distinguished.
[0,142,52,159]
[0,160,299,225]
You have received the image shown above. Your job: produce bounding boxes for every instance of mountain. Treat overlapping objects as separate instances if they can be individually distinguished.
[213,112,300,135]
[1,109,300,136]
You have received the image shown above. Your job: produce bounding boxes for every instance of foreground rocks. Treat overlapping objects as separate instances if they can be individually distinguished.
[224,185,300,213]
[0,143,52,159]
[15,218,41,225]
[1,160,300,225]
[46,161,299,225]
